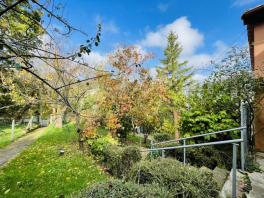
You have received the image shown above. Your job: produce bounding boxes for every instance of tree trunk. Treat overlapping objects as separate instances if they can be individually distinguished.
[75,113,84,150]
[173,110,180,140]
[144,133,148,144]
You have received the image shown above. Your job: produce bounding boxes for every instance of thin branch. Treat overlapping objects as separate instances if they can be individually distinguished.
[55,74,110,90]
[0,0,26,17]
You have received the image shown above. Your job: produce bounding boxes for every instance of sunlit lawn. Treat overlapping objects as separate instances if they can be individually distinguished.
[0,124,107,198]
[0,124,27,148]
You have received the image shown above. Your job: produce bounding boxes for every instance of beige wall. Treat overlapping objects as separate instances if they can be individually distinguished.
[254,23,264,152]
[254,23,264,76]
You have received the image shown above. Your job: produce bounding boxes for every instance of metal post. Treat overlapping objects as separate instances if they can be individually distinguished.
[150,140,153,160]
[232,143,238,198]
[183,139,186,165]
[11,119,15,142]
[162,149,165,158]
[240,101,247,171]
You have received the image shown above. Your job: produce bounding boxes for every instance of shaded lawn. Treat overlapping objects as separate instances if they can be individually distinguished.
[0,124,27,148]
[0,124,107,198]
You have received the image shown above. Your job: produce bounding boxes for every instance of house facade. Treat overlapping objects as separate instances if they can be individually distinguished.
[242,5,264,152]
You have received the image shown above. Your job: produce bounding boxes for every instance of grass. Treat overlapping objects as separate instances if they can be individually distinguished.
[0,124,28,148]
[0,124,107,198]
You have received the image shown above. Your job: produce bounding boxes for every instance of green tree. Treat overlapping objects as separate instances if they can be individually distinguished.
[157,32,192,138]
[180,47,262,142]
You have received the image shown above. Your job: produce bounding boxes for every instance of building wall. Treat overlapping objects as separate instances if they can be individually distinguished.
[254,23,264,75]
[254,23,264,152]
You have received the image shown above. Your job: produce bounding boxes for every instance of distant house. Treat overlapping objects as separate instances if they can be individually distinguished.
[242,4,264,152]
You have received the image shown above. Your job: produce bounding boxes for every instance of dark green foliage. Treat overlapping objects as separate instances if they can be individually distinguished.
[153,133,171,142]
[180,109,239,141]
[242,174,252,194]
[165,145,233,170]
[102,145,142,178]
[102,145,123,176]
[181,47,256,142]
[121,146,142,176]
[77,180,173,198]
[116,115,133,140]
[245,155,262,173]
[128,158,219,198]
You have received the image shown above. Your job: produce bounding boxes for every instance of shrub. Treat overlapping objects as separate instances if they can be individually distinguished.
[102,145,141,178]
[180,110,239,140]
[128,158,219,198]
[88,135,118,157]
[153,133,171,142]
[121,146,142,176]
[77,180,173,198]
[103,145,123,176]
[165,145,232,170]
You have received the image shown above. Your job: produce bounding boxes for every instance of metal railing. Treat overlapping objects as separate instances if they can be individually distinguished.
[140,102,249,198]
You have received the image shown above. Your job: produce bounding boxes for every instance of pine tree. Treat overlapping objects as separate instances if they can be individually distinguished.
[158,32,193,139]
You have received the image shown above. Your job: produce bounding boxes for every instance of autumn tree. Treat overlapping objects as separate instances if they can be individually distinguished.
[157,32,192,139]
[91,46,165,141]
[0,0,108,149]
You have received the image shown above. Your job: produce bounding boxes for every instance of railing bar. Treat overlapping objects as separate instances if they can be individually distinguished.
[153,127,246,146]
[142,139,243,152]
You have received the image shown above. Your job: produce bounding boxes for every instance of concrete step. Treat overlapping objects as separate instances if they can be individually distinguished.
[220,169,248,198]
[213,167,229,190]
[256,152,264,159]
[246,171,264,198]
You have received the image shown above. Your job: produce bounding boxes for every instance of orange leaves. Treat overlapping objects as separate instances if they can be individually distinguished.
[83,126,97,138]
[108,46,152,76]
[106,112,121,135]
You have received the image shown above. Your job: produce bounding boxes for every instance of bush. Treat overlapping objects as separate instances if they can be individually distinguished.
[103,145,123,176]
[102,145,141,178]
[77,180,173,198]
[128,158,219,198]
[121,146,142,176]
[87,135,118,157]
[164,145,232,170]
[153,133,171,142]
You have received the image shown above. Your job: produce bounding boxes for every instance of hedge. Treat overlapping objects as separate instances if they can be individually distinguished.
[77,180,173,198]
[102,145,141,178]
[128,158,219,198]
[153,133,171,142]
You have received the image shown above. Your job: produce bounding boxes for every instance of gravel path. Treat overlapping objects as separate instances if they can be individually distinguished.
[0,127,46,167]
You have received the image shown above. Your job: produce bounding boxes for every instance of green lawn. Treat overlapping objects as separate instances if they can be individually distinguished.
[0,124,27,148]
[0,124,107,198]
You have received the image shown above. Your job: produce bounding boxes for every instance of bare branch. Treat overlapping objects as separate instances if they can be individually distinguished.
[0,0,26,17]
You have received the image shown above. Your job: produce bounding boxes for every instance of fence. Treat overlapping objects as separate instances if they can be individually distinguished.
[141,102,249,198]
[0,117,49,143]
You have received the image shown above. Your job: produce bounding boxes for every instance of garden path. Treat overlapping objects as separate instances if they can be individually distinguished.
[0,127,46,167]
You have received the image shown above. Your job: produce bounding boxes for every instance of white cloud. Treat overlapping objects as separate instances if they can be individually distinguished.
[103,21,119,34]
[95,15,119,34]
[83,51,107,67]
[192,73,208,82]
[183,40,228,68]
[139,17,228,69]
[233,0,259,6]
[140,17,204,56]
[149,67,158,78]
[157,3,169,12]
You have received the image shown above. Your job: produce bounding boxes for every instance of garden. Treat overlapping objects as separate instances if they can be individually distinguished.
[0,0,263,197]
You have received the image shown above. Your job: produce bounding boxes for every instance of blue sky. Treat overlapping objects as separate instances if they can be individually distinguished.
[53,0,263,81]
